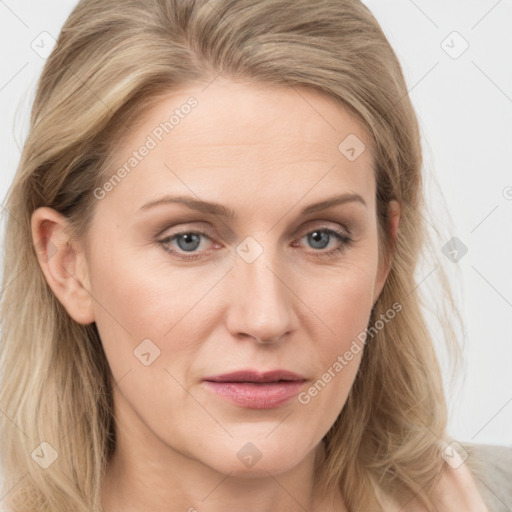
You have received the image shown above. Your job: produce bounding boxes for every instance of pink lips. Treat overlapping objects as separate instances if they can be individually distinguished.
[203,370,307,409]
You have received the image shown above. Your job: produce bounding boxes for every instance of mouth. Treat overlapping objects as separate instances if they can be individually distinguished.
[202,369,307,409]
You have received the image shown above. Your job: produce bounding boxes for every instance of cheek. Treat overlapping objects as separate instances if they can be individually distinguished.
[305,261,378,395]
[307,256,378,344]
[87,237,225,388]
[88,249,205,432]
[329,272,375,340]
[88,235,199,336]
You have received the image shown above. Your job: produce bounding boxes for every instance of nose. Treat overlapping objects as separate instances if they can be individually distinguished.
[224,244,298,345]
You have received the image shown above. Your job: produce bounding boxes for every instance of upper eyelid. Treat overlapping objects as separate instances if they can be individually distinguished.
[145,195,365,240]
[160,220,351,241]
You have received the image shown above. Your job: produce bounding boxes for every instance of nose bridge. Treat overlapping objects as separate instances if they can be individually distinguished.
[226,235,295,342]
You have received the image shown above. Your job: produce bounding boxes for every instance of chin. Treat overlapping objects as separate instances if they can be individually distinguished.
[221,457,302,479]
[204,438,311,478]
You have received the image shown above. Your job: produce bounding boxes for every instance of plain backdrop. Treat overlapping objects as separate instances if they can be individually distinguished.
[0,0,511,450]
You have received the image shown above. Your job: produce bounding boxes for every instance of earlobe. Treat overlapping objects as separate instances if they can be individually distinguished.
[31,207,95,325]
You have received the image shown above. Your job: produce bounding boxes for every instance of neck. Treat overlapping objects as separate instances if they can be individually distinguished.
[101,436,346,512]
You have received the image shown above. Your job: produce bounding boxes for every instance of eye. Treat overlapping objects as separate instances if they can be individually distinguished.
[159,230,215,260]
[295,228,354,259]
[158,226,354,261]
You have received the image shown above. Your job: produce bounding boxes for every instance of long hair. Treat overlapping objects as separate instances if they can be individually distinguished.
[0,0,465,510]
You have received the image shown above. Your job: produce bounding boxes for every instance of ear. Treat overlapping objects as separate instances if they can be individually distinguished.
[372,200,401,305]
[31,207,95,324]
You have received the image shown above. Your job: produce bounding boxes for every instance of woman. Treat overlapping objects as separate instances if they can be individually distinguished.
[0,0,506,510]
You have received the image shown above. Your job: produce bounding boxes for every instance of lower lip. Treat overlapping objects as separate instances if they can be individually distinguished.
[203,380,306,409]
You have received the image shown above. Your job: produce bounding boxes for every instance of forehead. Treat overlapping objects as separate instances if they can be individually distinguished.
[98,78,376,217]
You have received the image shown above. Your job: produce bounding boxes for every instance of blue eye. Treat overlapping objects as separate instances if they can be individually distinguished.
[158,227,353,261]
[302,229,352,252]
[172,232,203,252]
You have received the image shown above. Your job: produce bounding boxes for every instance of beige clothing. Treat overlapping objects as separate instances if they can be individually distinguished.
[462,442,512,512]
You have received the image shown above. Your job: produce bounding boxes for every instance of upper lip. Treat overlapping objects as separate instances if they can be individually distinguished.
[203,370,306,383]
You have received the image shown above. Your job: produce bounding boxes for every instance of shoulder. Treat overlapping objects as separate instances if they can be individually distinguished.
[458,441,512,512]
[429,440,512,512]
[429,452,489,511]
[372,441,511,512]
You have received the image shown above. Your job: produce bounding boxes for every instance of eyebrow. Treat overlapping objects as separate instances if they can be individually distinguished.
[138,192,367,217]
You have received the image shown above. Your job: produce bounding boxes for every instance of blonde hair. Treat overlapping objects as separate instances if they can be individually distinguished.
[0,0,465,510]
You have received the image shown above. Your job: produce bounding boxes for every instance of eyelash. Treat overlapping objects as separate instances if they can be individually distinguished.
[158,227,354,261]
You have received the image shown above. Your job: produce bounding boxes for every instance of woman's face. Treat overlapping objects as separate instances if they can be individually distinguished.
[40,79,398,478]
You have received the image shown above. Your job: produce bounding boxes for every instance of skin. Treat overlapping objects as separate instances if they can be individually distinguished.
[31,78,405,511]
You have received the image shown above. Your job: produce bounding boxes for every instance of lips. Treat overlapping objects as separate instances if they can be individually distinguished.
[203,369,306,383]
[202,369,307,409]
